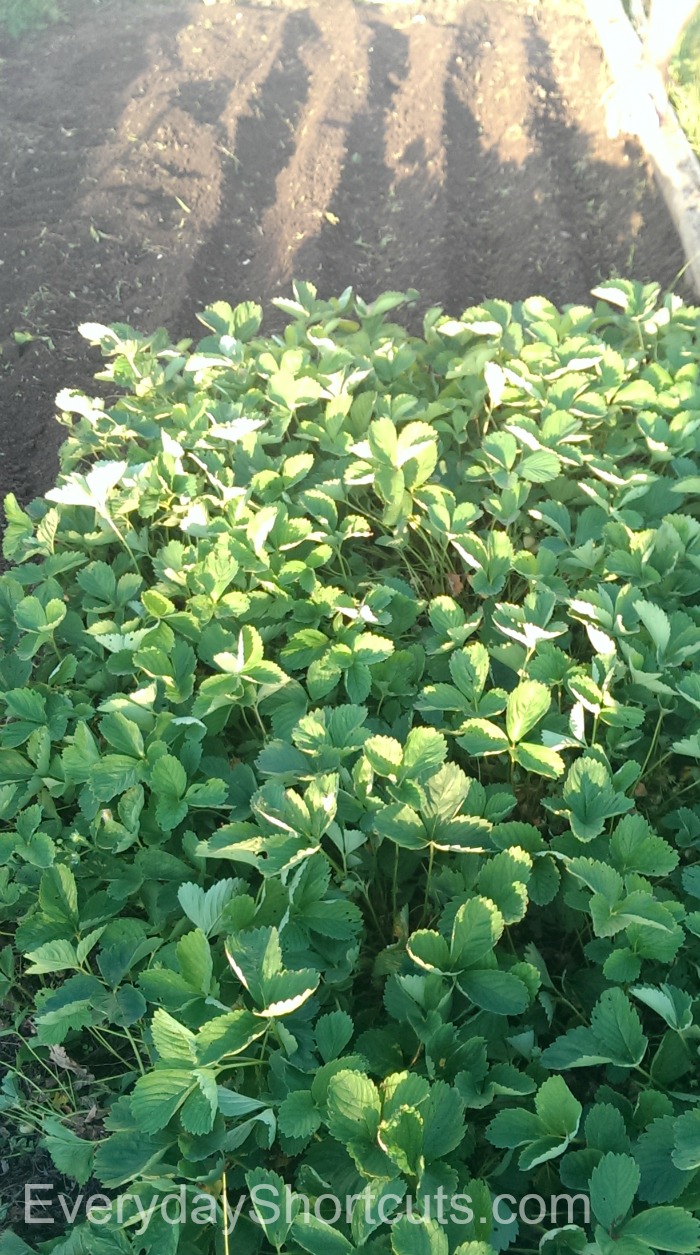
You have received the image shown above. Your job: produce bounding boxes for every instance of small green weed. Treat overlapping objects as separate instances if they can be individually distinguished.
[2,281,700,1254]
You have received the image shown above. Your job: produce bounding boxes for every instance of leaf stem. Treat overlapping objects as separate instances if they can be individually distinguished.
[639,707,667,781]
[222,1169,231,1255]
[423,843,435,919]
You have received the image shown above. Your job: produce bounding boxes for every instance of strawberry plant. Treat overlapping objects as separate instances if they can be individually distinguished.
[2,279,700,1254]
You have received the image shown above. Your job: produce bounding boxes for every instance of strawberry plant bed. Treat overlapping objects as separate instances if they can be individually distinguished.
[2,280,700,1253]
[0,0,690,514]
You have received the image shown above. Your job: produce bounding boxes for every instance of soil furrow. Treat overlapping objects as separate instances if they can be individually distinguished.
[184,8,318,325]
[297,14,412,302]
[248,0,372,307]
[374,15,455,323]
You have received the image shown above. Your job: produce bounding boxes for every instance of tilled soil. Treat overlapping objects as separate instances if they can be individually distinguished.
[0,0,689,508]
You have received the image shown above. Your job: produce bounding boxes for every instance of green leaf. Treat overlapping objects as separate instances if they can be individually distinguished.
[630,984,693,1032]
[92,1128,173,1189]
[326,1070,381,1142]
[451,896,504,967]
[408,929,451,972]
[506,680,551,742]
[176,928,213,995]
[24,939,79,976]
[225,925,318,1015]
[535,1075,582,1138]
[151,1009,198,1063]
[422,1080,466,1160]
[637,1117,693,1204]
[584,1102,630,1153]
[196,1010,266,1065]
[590,1152,640,1231]
[546,756,633,842]
[610,815,678,877]
[364,735,403,776]
[278,1089,321,1139]
[99,712,144,758]
[130,1067,193,1133]
[513,742,565,779]
[293,1214,353,1255]
[375,803,427,850]
[150,756,188,800]
[457,719,509,756]
[402,727,447,780]
[316,1010,354,1062]
[150,753,188,830]
[246,1167,297,1248]
[177,879,239,937]
[292,1215,355,1255]
[519,448,561,482]
[635,601,671,655]
[621,1208,700,1253]
[353,633,394,665]
[392,1216,449,1255]
[40,1116,95,1186]
[590,988,648,1065]
[458,969,530,1015]
[542,989,647,1069]
[178,1067,217,1134]
[39,865,78,926]
[672,1110,700,1171]
[487,1107,541,1149]
[379,1105,424,1177]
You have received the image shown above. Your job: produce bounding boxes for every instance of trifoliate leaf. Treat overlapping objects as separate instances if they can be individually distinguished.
[542,989,647,1069]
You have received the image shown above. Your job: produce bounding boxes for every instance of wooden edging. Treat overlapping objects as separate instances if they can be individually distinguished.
[583,0,700,297]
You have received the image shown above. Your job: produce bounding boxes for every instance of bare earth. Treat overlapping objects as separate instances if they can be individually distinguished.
[0,0,688,509]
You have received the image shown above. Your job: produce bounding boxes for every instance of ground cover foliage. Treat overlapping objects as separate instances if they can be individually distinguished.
[2,281,700,1254]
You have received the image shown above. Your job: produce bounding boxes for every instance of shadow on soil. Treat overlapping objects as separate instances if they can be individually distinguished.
[0,0,195,507]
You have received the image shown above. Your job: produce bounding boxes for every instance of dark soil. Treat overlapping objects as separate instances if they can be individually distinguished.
[0,0,689,510]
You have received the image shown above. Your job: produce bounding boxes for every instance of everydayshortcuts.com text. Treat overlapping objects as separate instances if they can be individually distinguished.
[25,1183,591,1236]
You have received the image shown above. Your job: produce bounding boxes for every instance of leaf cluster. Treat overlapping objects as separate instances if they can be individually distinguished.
[3,280,700,1255]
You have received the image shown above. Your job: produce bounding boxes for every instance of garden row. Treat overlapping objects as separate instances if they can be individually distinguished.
[2,281,700,1254]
